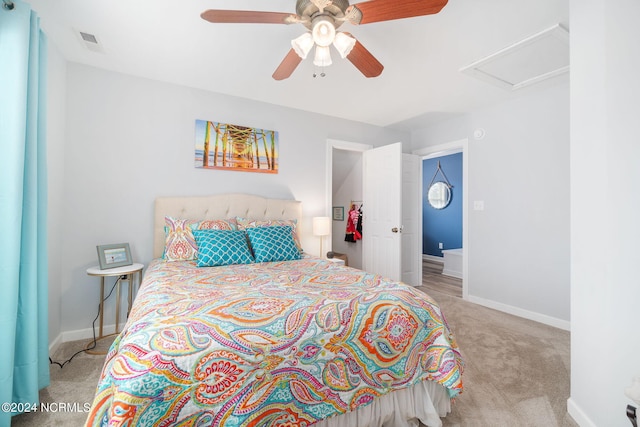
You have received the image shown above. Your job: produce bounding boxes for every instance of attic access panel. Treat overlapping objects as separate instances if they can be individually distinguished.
[460,24,569,91]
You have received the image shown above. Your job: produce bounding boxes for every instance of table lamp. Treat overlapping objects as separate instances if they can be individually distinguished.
[312,216,331,258]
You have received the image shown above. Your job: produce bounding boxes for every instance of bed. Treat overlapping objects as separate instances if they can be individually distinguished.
[85,194,463,427]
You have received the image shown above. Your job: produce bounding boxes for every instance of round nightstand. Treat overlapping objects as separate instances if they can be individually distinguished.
[85,263,144,354]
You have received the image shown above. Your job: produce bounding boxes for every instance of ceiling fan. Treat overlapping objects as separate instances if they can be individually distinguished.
[201,0,448,80]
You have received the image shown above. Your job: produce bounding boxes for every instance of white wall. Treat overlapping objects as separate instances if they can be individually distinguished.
[331,149,363,269]
[46,41,66,351]
[55,63,408,340]
[410,81,570,328]
[569,1,640,425]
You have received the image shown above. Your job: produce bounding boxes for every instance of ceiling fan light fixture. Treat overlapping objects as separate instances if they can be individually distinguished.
[313,45,332,67]
[312,17,336,47]
[291,32,314,59]
[333,32,356,58]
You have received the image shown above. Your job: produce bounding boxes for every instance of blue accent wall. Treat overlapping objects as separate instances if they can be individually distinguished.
[423,153,463,257]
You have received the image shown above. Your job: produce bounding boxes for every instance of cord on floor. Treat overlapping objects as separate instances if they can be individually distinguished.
[49,277,121,368]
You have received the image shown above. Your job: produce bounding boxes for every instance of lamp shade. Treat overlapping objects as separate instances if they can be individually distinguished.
[313,46,332,67]
[333,32,356,58]
[291,32,314,59]
[313,217,331,236]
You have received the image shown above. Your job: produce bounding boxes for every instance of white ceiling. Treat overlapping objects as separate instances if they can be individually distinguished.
[28,0,569,132]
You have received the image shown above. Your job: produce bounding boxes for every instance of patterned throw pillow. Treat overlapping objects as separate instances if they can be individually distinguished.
[236,217,303,254]
[193,230,254,267]
[163,216,237,261]
[246,226,302,263]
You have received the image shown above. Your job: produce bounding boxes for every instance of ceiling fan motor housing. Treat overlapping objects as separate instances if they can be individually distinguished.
[296,0,350,30]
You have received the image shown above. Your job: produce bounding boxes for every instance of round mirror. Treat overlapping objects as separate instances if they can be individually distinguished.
[427,182,451,209]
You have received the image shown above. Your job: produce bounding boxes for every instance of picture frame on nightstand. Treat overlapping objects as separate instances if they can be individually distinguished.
[97,243,132,270]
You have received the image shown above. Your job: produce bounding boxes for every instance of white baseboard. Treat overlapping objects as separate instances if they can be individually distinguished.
[442,269,463,279]
[49,323,118,356]
[63,324,118,342]
[422,254,443,263]
[567,397,597,427]
[466,294,571,331]
[48,333,63,356]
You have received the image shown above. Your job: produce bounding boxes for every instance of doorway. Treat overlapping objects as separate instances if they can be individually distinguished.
[326,140,422,285]
[423,152,463,259]
[332,149,364,269]
[325,139,372,269]
[413,139,469,298]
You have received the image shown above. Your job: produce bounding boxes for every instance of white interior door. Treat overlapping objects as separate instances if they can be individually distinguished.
[363,143,402,281]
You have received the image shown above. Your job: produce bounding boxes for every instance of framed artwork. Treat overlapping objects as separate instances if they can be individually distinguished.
[97,243,132,270]
[332,206,344,221]
[195,119,279,174]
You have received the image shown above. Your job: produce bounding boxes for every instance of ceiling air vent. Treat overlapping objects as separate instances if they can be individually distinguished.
[76,30,104,53]
[79,32,98,44]
[460,24,569,91]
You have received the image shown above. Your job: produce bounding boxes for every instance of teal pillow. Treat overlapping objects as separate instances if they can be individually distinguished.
[193,230,254,267]
[246,226,302,263]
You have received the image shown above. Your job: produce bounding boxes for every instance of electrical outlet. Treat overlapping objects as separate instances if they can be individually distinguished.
[438,243,443,249]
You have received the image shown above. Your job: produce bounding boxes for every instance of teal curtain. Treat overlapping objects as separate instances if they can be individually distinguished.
[0,1,50,423]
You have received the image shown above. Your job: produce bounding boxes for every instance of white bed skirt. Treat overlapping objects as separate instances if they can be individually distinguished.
[314,381,451,427]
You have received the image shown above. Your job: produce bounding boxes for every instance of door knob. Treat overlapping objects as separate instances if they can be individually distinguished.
[392,227,399,233]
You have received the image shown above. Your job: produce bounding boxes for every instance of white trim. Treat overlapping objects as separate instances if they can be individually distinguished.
[466,294,570,331]
[413,139,469,299]
[442,269,463,279]
[48,333,62,356]
[412,139,465,158]
[61,324,118,342]
[49,324,119,357]
[325,139,372,256]
[327,139,372,152]
[442,248,463,278]
[422,254,443,263]
[567,398,596,427]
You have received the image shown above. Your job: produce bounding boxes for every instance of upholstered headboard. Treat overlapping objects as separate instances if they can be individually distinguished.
[153,194,303,258]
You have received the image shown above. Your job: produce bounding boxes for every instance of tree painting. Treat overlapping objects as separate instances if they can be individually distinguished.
[195,119,279,174]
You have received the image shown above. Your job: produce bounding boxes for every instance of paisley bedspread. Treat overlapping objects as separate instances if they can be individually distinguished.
[85,257,463,426]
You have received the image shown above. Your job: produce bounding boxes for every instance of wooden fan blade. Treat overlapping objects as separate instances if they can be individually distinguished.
[349,0,448,25]
[273,49,303,80]
[345,37,384,78]
[201,10,294,24]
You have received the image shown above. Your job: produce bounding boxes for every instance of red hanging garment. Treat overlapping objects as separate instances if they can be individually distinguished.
[344,205,362,242]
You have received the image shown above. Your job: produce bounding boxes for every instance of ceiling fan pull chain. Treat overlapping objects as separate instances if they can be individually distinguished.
[313,67,327,78]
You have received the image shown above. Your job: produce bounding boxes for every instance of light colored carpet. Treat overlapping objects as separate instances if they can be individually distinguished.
[10,337,113,427]
[12,290,577,426]
[419,287,577,427]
